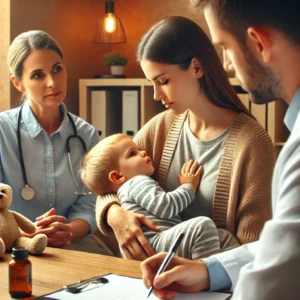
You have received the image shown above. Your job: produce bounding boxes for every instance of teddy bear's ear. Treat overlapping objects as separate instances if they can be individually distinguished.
[0,183,12,192]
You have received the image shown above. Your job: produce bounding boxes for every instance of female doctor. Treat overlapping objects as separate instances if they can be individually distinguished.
[0,30,104,253]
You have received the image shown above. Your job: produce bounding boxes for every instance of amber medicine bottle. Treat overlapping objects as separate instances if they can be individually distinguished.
[9,247,32,298]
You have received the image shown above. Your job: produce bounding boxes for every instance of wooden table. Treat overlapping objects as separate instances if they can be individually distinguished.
[0,247,141,299]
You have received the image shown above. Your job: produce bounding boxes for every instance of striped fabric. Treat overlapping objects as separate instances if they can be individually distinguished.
[118,175,222,259]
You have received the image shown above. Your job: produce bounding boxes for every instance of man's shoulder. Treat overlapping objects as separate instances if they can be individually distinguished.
[279,113,300,160]
[293,109,300,133]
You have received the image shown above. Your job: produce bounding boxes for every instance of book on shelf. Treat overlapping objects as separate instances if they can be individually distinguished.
[91,90,122,140]
[122,90,139,138]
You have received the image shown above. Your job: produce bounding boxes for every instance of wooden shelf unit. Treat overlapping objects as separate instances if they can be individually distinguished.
[79,78,289,154]
[79,78,164,128]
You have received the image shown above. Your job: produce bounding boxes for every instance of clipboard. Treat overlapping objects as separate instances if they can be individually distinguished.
[33,273,113,300]
[33,273,231,300]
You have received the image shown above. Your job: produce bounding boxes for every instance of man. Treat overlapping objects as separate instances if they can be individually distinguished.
[140,1,300,299]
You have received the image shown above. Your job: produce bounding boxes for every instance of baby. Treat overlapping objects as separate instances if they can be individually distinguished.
[81,133,222,260]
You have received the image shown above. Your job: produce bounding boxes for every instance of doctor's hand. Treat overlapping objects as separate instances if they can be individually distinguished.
[141,253,210,299]
[34,208,73,247]
[107,204,160,261]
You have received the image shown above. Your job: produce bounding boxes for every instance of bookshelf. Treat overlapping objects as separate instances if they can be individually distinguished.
[79,78,164,128]
[79,78,289,154]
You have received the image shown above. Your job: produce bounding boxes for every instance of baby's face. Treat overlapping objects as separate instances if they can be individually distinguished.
[116,137,154,180]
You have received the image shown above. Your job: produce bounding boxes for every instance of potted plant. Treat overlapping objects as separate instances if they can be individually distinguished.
[104,53,128,75]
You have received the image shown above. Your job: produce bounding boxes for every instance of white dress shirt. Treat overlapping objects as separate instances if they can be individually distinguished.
[203,88,300,299]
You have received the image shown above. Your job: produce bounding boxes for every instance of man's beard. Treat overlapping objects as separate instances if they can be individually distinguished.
[241,46,284,104]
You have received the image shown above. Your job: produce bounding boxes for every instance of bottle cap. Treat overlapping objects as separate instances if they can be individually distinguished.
[11,247,29,259]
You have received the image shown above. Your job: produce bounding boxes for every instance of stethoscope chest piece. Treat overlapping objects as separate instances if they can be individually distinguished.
[20,184,35,201]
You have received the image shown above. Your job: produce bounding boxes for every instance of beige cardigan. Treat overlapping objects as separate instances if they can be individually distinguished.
[96,110,275,244]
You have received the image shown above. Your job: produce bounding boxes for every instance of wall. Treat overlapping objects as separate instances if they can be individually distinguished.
[6,0,211,115]
[10,0,108,113]
[0,1,10,111]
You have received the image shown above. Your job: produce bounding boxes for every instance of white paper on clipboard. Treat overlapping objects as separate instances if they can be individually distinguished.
[43,273,230,300]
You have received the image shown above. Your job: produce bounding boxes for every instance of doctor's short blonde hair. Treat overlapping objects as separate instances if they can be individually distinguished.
[80,133,127,196]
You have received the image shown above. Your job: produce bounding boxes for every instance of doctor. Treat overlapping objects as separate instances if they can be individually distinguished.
[0,30,103,253]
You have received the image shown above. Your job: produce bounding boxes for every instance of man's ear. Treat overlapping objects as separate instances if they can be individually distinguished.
[190,58,204,79]
[247,26,271,63]
[11,75,25,93]
[108,170,126,184]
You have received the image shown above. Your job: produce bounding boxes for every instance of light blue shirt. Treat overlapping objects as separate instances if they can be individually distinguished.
[203,88,300,293]
[0,101,99,233]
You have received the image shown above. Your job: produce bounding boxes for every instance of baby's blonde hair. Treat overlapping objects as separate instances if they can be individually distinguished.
[81,133,128,195]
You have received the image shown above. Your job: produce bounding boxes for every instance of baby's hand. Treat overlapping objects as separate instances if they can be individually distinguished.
[178,160,203,191]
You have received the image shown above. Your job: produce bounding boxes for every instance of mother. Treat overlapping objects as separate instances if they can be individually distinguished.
[96,16,275,260]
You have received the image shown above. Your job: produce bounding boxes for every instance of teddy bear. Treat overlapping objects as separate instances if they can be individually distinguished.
[0,183,47,257]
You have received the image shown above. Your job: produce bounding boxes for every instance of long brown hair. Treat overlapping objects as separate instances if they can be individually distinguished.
[137,16,251,117]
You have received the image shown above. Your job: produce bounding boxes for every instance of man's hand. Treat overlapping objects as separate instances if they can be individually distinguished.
[107,204,160,260]
[178,160,203,191]
[141,252,210,299]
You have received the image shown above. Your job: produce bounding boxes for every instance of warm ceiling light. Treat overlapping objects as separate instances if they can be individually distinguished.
[104,14,116,33]
[93,0,126,44]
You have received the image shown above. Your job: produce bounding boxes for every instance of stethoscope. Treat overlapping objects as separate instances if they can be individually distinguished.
[17,104,91,200]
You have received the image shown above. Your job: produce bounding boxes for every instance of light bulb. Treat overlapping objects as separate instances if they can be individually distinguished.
[104,13,116,33]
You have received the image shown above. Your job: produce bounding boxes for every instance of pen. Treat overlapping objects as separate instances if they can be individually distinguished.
[146,232,185,299]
